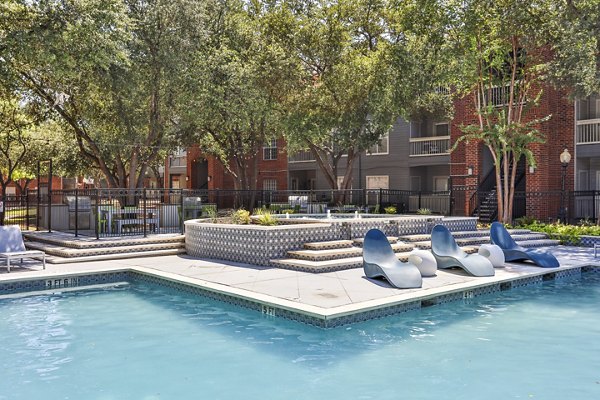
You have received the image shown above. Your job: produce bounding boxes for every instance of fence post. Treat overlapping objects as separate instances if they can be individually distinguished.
[75,188,79,237]
[418,191,422,210]
[143,188,147,238]
[26,188,30,230]
[48,160,52,233]
[378,188,382,211]
[180,188,184,234]
[95,189,100,240]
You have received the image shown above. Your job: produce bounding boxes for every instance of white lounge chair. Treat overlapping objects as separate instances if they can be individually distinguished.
[0,225,46,272]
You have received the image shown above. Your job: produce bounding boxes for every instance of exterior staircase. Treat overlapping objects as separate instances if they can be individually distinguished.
[23,231,186,264]
[269,228,559,273]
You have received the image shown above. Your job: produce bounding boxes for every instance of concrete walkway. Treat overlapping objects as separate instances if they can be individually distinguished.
[1,246,598,324]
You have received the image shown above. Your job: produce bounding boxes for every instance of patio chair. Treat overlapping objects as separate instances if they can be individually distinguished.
[363,229,422,289]
[430,225,495,277]
[490,222,559,268]
[0,225,46,272]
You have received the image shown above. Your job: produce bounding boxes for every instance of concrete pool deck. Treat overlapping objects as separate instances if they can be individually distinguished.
[1,245,598,326]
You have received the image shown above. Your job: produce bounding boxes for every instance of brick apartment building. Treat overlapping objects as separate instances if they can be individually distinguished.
[165,139,288,192]
[172,90,599,221]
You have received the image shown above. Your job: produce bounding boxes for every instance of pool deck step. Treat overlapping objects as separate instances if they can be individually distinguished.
[303,240,354,250]
[353,237,398,247]
[22,231,185,249]
[25,240,185,261]
[41,248,187,264]
[287,243,414,262]
[271,246,479,273]
[399,229,532,242]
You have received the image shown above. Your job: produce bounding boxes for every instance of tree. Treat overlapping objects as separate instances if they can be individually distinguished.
[177,0,298,201]
[283,0,394,191]
[1,0,209,190]
[449,0,582,224]
[283,0,451,191]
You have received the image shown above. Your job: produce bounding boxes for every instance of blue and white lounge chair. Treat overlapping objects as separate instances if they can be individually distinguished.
[490,222,559,268]
[430,225,495,277]
[363,229,422,289]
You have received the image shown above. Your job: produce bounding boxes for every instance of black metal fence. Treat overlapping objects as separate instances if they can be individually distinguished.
[1,187,596,237]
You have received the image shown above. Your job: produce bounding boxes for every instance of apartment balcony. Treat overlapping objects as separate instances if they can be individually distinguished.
[577,118,600,145]
[288,150,316,163]
[409,136,451,157]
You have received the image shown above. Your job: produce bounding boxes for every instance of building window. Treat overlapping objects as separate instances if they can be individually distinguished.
[263,178,277,191]
[366,175,389,189]
[433,176,449,192]
[367,133,389,155]
[263,139,278,160]
[434,123,449,136]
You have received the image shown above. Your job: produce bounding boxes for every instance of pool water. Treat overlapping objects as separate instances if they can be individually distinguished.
[1,274,600,400]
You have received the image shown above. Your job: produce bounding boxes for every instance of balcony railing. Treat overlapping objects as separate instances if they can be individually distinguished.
[576,118,600,144]
[409,136,451,157]
[288,150,316,163]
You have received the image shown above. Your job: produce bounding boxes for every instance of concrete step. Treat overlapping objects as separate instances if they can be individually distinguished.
[270,246,480,273]
[42,248,187,264]
[303,240,354,250]
[517,239,561,248]
[22,231,185,249]
[287,243,414,262]
[399,229,531,242]
[271,251,415,273]
[25,241,185,259]
[353,236,398,247]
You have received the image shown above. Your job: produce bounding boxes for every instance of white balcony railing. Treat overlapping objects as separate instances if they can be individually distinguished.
[288,150,316,163]
[576,118,600,144]
[409,136,451,157]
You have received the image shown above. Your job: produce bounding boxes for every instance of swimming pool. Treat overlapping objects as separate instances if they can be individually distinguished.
[1,274,599,399]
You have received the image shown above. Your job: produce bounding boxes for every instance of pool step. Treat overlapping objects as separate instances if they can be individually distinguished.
[399,229,531,242]
[22,231,185,249]
[271,251,417,273]
[270,246,479,273]
[23,233,186,263]
[404,232,556,250]
[303,240,354,250]
[353,236,398,247]
[287,242,414,262]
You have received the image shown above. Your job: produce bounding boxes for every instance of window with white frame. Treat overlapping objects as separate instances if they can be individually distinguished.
[367,133,389,155]
[263,178,277,191]
[366,175,389,189]
[263,139,278,160]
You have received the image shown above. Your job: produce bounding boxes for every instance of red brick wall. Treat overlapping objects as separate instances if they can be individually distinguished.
[450,83,575,220]
[187,138,288,191]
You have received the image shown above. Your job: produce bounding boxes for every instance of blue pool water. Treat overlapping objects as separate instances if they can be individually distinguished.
[1,274,600,400]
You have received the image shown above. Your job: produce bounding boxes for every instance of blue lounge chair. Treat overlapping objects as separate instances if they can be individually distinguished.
[430,225,495,277]
[490,222,559,268]
[363,229,422,289]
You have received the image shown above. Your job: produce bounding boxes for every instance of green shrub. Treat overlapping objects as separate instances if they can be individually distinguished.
[384,206,397,214]
[253,208,278,226]
[202,205,217,222]
[512,219,600,245]
[417,208,432,215]
[231,208,251,224]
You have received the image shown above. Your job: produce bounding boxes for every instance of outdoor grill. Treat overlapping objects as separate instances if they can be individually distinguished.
[65,196,92,230]
[183,196,203,220]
